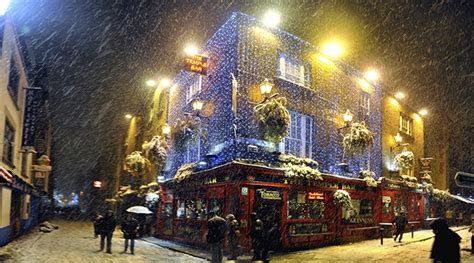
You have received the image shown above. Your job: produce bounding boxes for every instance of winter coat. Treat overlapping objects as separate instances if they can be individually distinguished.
[392,215,408,230]
[430,228,461,263]
[97,215,117,234]
[121,218,139,239]
[207,215,226,244]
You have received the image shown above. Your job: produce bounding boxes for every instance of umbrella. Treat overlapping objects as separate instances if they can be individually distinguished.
[126,206,153,214]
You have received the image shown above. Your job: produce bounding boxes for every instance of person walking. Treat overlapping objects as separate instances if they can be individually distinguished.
[250,212,266,261]
[207,211,226,263]
[97,210,117,254]
[92,212,103,238]
[226,214,241,260]
[430,218,461,263]
[121,214,139,255]
[392,211,408,242]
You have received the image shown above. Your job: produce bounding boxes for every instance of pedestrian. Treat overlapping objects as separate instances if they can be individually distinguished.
[250,212,266,261]
[267,222,281,253]
[96,210,117,254]
[226,214,241,260]
[121,213,139,255]
[430,218,461,263]
[392,211,408,242]
[92,212,103,238]
[207,211,226,263]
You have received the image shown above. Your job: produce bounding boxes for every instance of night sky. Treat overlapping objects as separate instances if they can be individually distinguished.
[8,0,472,195]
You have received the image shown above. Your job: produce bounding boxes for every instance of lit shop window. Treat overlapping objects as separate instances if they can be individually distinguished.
[279,111,313,158]
[185,75,202,103]
[288,191,325,219]
[399,113,413,136]
[277,55,309,86]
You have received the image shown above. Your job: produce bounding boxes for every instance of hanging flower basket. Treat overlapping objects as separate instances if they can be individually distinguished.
[400,175,418,188]
[172,116,207,150]
[431,188,453,203]
[143,135,168,167]
[277,154,322,181]
[342,122,374,155]
[254,96,290,143]
[395,151,415,170]
[124,151,151,176]
[333,190,353,212]
[174,163,197,183]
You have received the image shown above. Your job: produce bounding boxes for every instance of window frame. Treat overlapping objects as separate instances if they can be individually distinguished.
[185,75,202,103]
[3,119,15,165]
[359,91,370,117]
[279,111,313,158]
[277,54,308,87]
[399,113,413,136]
[184,137,201,163]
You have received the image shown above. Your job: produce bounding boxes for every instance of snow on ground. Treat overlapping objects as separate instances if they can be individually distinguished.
[272,227,473,263]
[0,220,205,263]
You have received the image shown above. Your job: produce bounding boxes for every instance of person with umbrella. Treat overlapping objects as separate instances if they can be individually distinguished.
[126,206,153,238]
[96,210,117,254]
[121,213,139,255]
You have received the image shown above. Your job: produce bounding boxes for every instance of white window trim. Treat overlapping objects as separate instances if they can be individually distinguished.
[185,75,202,103]
[279,111,313,158]
[278,56,307,87]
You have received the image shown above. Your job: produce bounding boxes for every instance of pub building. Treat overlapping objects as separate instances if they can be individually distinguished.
[153,12,426,250]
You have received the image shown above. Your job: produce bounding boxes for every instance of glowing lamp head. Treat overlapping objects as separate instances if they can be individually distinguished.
[365,69,379,81]
[125,114,133,119]
[394,92,405,99]
[0,0,10,16]
[419,109,428,116]
[322,43,343,58]
[192,100,204,112]
[146,79,157,87]
[184,45,198,56]
[394,133,403,144]
[160,78,171,87]
[162,124,171,136]
[343,109,353,124]
[260,78,273,96]
[262,10,280,28]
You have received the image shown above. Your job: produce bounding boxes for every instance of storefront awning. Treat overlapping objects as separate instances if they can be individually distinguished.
[0,165,13,183]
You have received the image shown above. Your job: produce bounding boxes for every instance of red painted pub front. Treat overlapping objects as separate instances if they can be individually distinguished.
[155,162,425,251]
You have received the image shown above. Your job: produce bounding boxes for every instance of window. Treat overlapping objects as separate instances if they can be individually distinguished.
[278,55,307,86]
[359,91,370,117]
[288,191,325,219]
[399,113,413,135]
[280,111,313,158]
[7,59,20,103]
[185,75,202,103]
[185,138,201,163]
[3,120,15,164]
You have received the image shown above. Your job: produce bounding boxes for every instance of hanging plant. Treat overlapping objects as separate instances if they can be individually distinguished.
[395,151,415,170]
[400,175,418,188]
[359,169,377,187]
[254,96,290,143]
[342,122,374,155]
[333,190,353,212]
[172,116,207,150]
[124,151,151,176]
[431,188,453,203]
[174,163,197,183]
[277,154,322,181]
[143,135,168,166]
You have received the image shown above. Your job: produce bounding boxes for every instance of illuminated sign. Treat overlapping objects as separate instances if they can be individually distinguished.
[257,189,281,200]
[308,192,324,200]
[184,55,208,75]
[93,181,102,188]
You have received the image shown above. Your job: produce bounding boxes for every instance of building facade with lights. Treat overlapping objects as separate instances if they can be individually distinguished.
[0,16,52,246]
[155,12,426,250]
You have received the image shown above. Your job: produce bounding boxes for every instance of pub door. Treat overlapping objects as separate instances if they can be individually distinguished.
[253,188,283,249]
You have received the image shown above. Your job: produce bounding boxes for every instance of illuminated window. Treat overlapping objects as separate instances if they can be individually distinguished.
[399,113,413,136]
[280,111,313,158]
[277,55,308,86]
[3,120,15,164]
[185,75,202,103]
[359,91,370,118]
[185,138,201,163]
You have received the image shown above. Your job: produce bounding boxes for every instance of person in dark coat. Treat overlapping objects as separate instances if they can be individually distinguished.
[430,218,461,263]
[207,211,226,263]
[267,222,281,252]
[121,214,139,255]
[226,214,241,260]
[250,212,266,261]
[92,212,103,238]
[392,211,408,242]
[96,210,117,254]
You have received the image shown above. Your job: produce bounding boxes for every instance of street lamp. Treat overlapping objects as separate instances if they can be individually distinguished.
[162,124,171,137]
[191,99,204,113]
[394,132,403,144]
[260,78,273,97]
[394,92,405,100]
[184,44,199,56]
[365,69,379,81]
[322,42,343,58]
[125,114,133,120]
[146,79,157,87]
[342,109,353,127]
[419,109,428,116]
[262,10,280,28]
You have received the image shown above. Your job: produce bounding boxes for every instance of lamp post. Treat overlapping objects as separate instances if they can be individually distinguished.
[260,78,273,98]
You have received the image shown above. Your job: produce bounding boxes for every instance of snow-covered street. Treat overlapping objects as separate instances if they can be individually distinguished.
[0,220,472,263]
[0,220,205,263]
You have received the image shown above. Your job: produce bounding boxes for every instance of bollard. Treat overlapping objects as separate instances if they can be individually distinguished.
[380,227,384,245]
[411,225,414,238]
